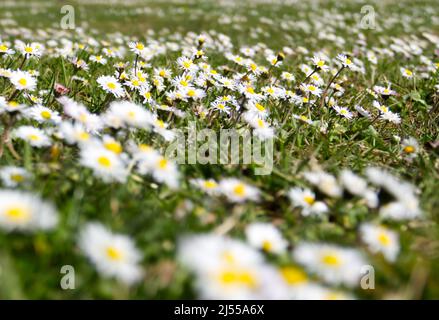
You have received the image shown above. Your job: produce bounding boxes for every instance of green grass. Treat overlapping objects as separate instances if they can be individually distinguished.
[0,0,438,299]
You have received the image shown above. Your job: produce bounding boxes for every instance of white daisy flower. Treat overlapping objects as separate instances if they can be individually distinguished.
[0,166,30,187]
[288,187,328,217]
[0,190,58,232]
[14,126,51,147]
[360,223,400,262]
[219,178,260,203]
[10,70,37,91]
[245,222,288,254]
[97,75,125,98]
[294,242,367,287]
[78,222,143,285]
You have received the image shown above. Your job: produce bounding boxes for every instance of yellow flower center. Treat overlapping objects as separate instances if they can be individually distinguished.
[255,103,265,111]
[303,195,315,205]
[0,44,8,52]
[219,269,257,288]
[11,174,24,182]
[280,266,308,285]
[104,142,122,154]
[321,253,341,266]
[28,134,40,141]
[18,78,27,86]
[107,82,116,90]
[158,158,168,169]
[403,145,415,154]
[98,156,112,167]
[25,46,33,53]
[5,206,31,222]
[233,184,246,197]
[203,181,217,189]
[257,119,265,128]
[106,246,123,261]
[135,43,144,50]
[378,232,390,246]
[41,110,52,119]
[262,240,273,252]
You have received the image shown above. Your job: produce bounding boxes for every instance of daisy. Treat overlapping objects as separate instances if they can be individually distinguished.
[16,42,44,58]
[245,222,288,254]
[293,242,367,287]
[360,223,400,262]
[90,55,107,65]
[400,67,414,79]
[137,153,179,189]
[0,166,30,187]
[58,97,103,132]
[78,222,143,285]
[128,41,146,55]
[293,114,313,125]
[0,190,58,232]
[0,97,27,114]
[28,105,61,124]
[190,178,220,195]
[9,70,37,91]
[288,187,328,217]
[301,83,322,96]
[281,71,295,82]
[97,75,125,98]
[336,54,354,69]
[211,101,231,115]
[79,144,128,183]
[303,171,342,198]
[333,105,353,119]
[104,101,153,129]
[243,113,275,140]
[14,126,51,147]
[59,121,92,145]
[219,178,260,203]
[0,42,15,55]
[311,55,329,72]
[401,136,419,159]
[177,56,197,72]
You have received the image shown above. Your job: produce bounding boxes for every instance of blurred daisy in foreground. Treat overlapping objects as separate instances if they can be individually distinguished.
[360,223,400,262]
[219,178,260,203]
[79,223,143,285]
[0,190,58,232]
[0,166,30,187]
[288,187,328,217]
[178,234,286,299]
[293,242,367,287]
[245,222,288,254]
[14,126,51,147]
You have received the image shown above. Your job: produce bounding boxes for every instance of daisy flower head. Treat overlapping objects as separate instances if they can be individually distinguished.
[28,105,61,124]
[360,223,400,262]
[219,178,260,203]
[58,97,103,132]
[401,136,419,159]
[152,117,175,141]
[400,67,414,79]
[293,114,313,125]
[293,242,367,287]
[16,42,44,58]
[190,178,220,195]
[59,121,92,145]
[14,126,51,147]
[311,55,329,72]
[97,75,125,98]
[0,190,58,232]
[177,56,198,73]
[78,222,143,285]
[303,171,342,198]
[0,42,15,56]
[10,70,37,91]
[0,166,31,187]
[79,144,128,183]
[0,97,27,114]
[333,105,353,120]
[245,222,288,254]
[336,54,354,69]
[288,187,328,217]
[104,100,153,129]
[211,100,231,115]
[243,113,275,140]
[301,83,322,97]
[129,41,146,55]
[90,55,107,65]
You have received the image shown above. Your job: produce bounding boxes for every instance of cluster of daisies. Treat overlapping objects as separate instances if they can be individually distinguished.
[0,0,437,299]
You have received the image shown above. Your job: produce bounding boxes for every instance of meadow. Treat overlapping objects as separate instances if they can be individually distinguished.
[0,0,438,299]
